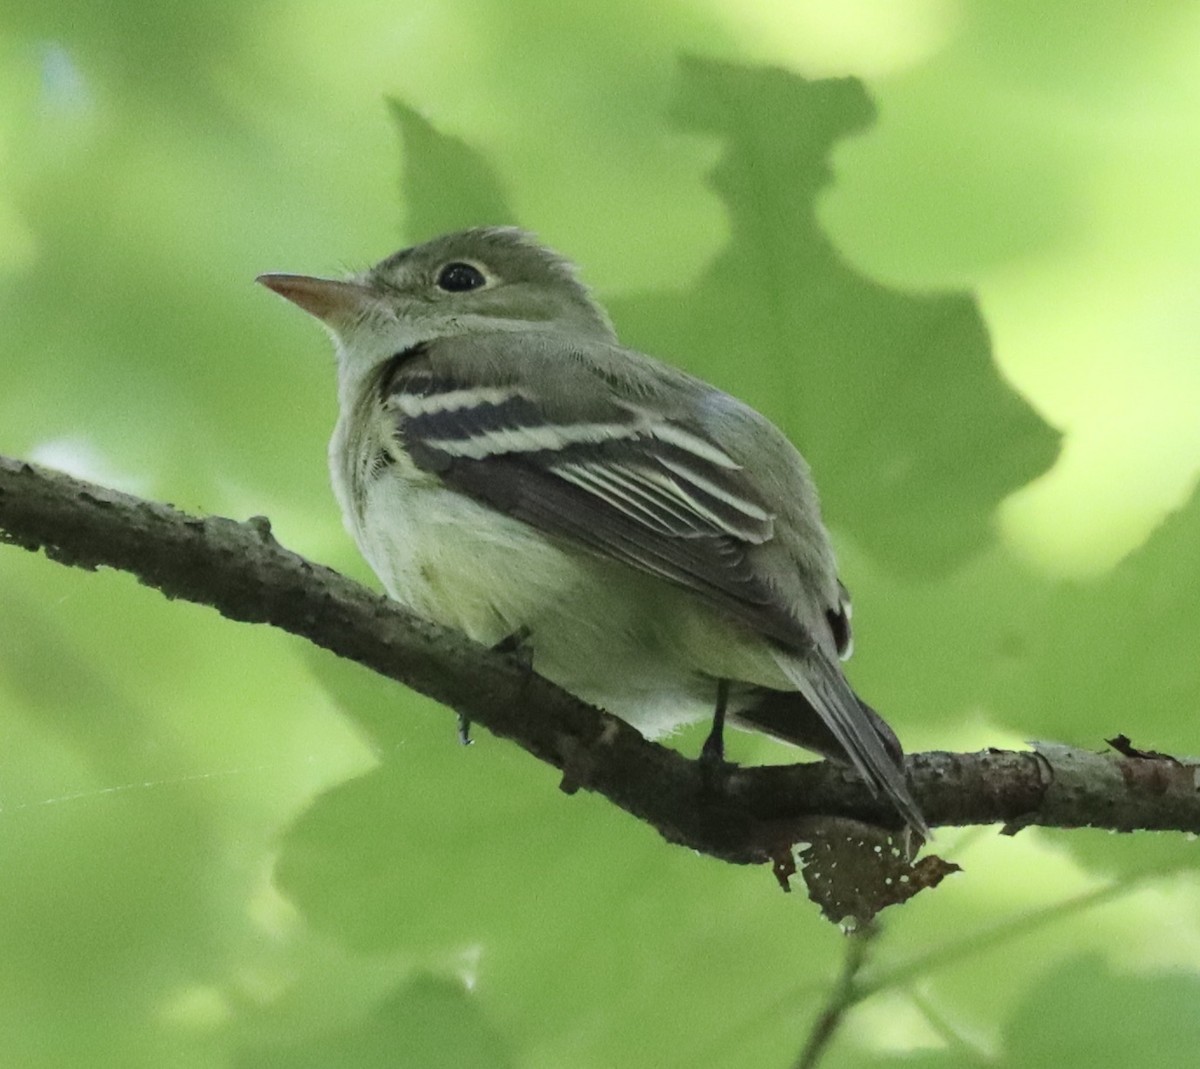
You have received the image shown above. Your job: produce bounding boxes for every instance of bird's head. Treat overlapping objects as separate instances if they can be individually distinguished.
[258,227,616,385]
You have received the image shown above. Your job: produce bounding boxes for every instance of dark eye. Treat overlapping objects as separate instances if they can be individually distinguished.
[436,262,487,292]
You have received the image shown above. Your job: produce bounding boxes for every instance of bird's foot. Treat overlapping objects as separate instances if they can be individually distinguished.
[493,625,534,670]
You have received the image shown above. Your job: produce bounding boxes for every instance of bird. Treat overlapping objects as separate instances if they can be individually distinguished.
[258,226,926,836]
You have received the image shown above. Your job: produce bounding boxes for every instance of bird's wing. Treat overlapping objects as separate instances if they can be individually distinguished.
[379,337,805,646]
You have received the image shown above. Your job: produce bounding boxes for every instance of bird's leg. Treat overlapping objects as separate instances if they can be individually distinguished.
[699,679,731,786]
[456,713,474,747]
[459,626,536,746]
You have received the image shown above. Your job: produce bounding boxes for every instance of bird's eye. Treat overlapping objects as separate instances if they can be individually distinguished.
[435,262,487,292]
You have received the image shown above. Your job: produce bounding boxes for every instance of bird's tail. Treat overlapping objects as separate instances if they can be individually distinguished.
[747,649,928,838]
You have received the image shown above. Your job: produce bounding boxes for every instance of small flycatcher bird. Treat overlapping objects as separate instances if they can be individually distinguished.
[259,227,926,835]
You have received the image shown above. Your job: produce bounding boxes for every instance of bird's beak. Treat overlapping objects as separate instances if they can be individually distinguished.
[256,273,375,324]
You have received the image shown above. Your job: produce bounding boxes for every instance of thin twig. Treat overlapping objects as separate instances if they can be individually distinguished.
[794,923,879,1069]
[909,989,995,1064]
[856,874,1151,1000]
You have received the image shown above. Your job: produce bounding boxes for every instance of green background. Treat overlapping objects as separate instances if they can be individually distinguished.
[1,2,1199,1066]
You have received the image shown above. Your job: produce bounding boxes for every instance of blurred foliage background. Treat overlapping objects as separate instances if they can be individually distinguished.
[1,2,1199,1066]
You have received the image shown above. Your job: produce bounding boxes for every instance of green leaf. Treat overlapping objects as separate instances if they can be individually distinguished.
[236,975,515,1069]
[1006,956,1200,1067]
[610,57,1060,575]
[390,100,518,242]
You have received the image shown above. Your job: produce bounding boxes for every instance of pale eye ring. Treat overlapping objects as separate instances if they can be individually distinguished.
[436,262,487,292]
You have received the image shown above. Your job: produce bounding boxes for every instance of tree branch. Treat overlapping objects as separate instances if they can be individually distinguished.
[2,454,1198,869]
